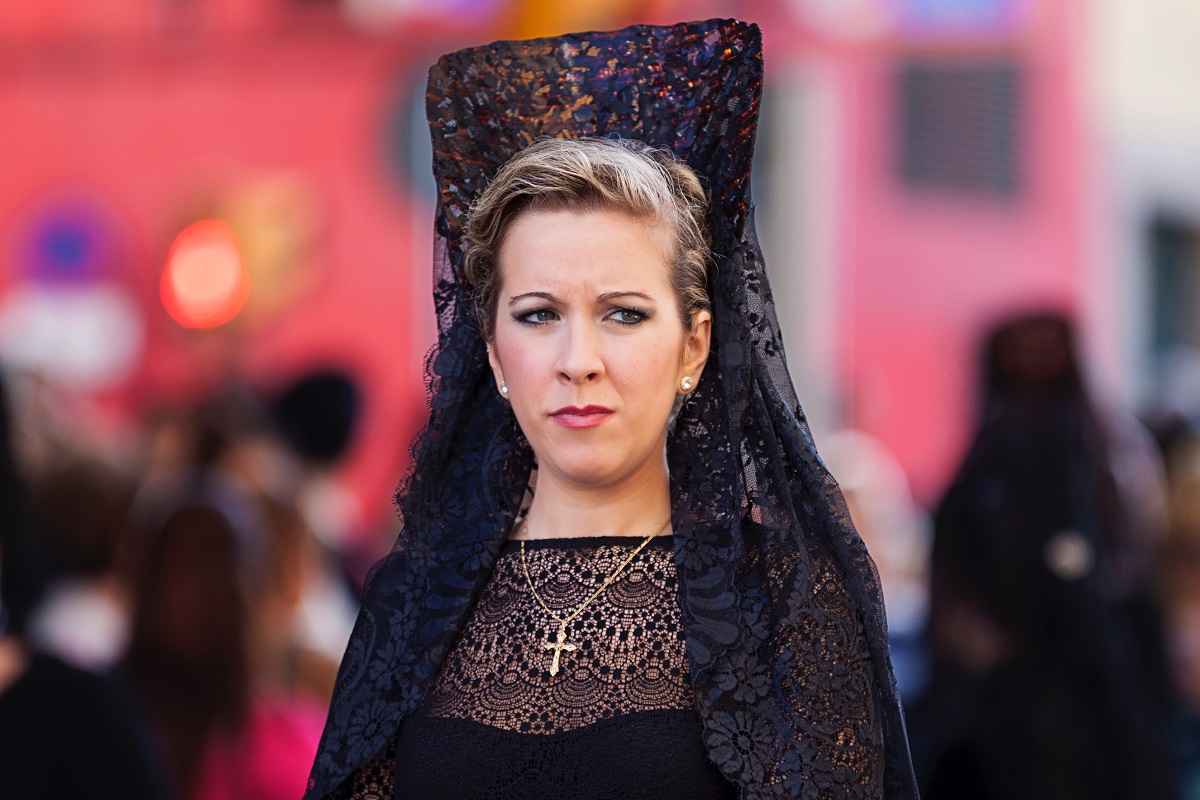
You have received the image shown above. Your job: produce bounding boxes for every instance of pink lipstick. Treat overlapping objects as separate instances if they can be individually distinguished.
[550,405,613,429]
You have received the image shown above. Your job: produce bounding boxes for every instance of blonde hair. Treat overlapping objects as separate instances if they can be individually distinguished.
[463,137,712,340]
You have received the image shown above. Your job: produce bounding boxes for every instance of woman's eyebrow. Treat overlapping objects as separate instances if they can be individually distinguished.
[508,291,558,305]
[508,290,655,304]
[596,291,654,302]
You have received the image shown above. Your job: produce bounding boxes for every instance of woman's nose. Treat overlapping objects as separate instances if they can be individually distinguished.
[557,321,604,383]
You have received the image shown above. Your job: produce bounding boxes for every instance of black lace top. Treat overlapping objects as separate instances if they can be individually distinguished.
[345,536,736,799]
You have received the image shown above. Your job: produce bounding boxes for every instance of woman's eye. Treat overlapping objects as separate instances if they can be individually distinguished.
[516,308,557,326]
[610,308,647,325]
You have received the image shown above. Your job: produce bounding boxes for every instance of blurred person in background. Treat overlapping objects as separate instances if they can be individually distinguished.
[1157,431,1200,798]
[910,311,1178,800]
[132,385,354,703]
[123,504,249,799]
[266,370,368,671]
[821,429,932,702]
[257,495,344,708]
[25,453,136,671]
[0,370,169,800]
[122,380,372,798]
[123,495,326,800]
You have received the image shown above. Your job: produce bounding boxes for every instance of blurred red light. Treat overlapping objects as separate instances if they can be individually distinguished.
[160,219,249,329]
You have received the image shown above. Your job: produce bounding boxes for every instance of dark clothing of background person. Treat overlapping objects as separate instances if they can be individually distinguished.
[0,653,169,800]
[911,312,1179,800]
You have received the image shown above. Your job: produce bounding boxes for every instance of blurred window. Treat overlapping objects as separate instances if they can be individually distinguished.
[897,58,1022,196]
[1150,216,1200,353]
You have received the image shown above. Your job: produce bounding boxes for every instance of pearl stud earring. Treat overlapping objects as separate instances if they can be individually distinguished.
[680,376,694,392]
[500,382,509,396]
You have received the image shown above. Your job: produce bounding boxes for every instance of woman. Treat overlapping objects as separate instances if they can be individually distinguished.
[307,19,916,800]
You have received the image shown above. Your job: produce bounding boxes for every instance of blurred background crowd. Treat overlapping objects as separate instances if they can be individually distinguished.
[4,0,1200,798]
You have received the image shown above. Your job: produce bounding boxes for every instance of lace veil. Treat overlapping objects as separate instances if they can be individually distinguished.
[306,18,918,800]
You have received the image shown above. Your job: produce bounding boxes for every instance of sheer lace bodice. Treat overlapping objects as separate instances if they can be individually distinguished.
[343,537,735,799]
[420,536,695,731]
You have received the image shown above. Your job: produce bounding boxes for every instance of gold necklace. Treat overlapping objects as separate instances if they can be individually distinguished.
[519,516,670,677]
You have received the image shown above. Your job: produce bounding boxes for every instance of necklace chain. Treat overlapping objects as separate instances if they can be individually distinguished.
[519,516,670,674]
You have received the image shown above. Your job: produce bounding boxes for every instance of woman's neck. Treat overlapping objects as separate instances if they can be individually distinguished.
[515,468,672,540]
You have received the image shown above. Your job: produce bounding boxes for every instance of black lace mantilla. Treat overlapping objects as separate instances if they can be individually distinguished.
[306,18,918,800]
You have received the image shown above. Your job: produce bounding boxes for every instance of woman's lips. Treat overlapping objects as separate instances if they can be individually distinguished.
[550,405,613,429]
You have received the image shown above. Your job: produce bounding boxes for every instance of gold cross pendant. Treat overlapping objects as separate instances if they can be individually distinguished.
[542,627,577,677]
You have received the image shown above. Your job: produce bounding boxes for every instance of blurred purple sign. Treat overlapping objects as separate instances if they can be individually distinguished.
[12,189,122,284]
[895,0,1024,34]
[344,0,503,26]
[1,188,142,389]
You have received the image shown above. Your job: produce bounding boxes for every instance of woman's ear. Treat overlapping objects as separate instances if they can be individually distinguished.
[678,309,712,392]
[486,342,507,396]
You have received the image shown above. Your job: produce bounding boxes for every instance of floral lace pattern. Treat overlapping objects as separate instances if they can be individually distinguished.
[306,18,917,800]
[421,537,694,732]
[343,744,393,800]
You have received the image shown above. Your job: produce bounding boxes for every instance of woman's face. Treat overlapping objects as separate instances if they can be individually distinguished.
[487,207,710,490]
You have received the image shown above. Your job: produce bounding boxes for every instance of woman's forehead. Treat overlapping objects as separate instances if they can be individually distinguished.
[497,208,674,295]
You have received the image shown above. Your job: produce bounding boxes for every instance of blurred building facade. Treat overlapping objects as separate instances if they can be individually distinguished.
[0,0,449,542]
[755,0,1086,503]
[0,0,1182,516]
[1085,0,1200,417]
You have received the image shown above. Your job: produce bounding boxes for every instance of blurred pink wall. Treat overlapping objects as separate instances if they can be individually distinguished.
[0,0,1097,516]
[842,3,1086,504]
[0,3,450,531]
[758,0,1089,504]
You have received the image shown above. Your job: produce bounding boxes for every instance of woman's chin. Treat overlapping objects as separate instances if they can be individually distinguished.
[537,457,640,490]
